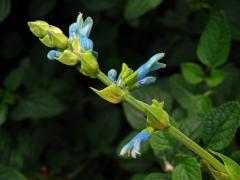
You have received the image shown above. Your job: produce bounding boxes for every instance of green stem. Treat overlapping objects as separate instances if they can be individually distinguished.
[168,125,226,173]
[96,70,112,86]
[96,70,226,173]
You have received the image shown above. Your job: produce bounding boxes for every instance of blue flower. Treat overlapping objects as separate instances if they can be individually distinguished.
[69,13,94,51]
[47,50,60,60]
[136,53,166,81]
[120,130,152,158]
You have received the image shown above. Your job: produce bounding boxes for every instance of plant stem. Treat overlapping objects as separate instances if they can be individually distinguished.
[168,125,226,173]
[96,70,226,173]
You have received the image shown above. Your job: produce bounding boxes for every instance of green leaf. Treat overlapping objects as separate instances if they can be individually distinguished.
[10,89,64,120]
[0,166,27,180]
[123,83,173,129]
[149,131,177,158]
[206,69,227,87]
[172,158,202,180]
[0,104,8,125]
[124,0,164,19]
[170,74,212,116]
[29,0,57,18]
[202,102,240,150]
[144,172,170,180]
[181,63,204,84]
[209,150,240,180]
[0,0,11,23]
[3,67,24,91]
[215,0,240,40]
[197,11,231,68]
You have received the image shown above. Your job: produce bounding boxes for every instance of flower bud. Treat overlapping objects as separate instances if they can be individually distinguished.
[78,51,99,78]
[90,83,125,104]
[40,26,68,49]
[146,99,169,130]
[28,20,49,38]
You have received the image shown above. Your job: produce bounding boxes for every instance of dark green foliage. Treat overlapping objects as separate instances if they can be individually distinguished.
[0,0,240,179]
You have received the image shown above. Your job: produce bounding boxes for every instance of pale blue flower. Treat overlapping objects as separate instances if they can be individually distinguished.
[108,69,117,82]
[136,53,166,81]
[47,50,60,60]
[120,130,151,158]
[137,76,157,87]
[68,13,94,51]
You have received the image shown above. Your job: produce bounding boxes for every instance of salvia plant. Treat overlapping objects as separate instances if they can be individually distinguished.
[27,13,240,180]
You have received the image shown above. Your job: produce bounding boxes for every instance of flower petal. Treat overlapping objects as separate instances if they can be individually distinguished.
[69,23,78,39]
[120,143,132,156]
[80,17,93,37]
[80,35,93,50]
[47,50,61,60]
[108,69,118,82]
[137,76,157,87]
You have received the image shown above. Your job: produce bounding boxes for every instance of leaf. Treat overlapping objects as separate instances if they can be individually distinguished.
[149,131,177,158]
[29,0,57,18]
[0,166,27,180]
[10,89,64,120]
[206,69,227,87]
[144,172,170,180]
[0,104,8,125]
[169,74,212,116]
[0,0,11,23]
[197,11,231,68]
[181,63,204,84]
[3,67,24,91]
[209,150,240,180]
[202,102,240,150]
[124,0,164,19]
[172,158,202,180]
[215,0,240,40]
[123,83,173,129]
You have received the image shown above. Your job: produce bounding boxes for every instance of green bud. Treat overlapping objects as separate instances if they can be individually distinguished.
[90,84,125,104]
[39,26,68,49]
[78,51,99,78]
[56,50,79,66]
[28,20,49,38]
[120,63,134,80]
[146,99,169,130]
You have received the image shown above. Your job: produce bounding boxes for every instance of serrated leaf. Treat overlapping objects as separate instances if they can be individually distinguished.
[0,166,27,180]
[209,150,240,180]
[197,11,231,68]
[144,172,170,180]
[123,83,173,129]
[181,63,204,84]
[172,158,202,180]
[29,0,57,18]
[202,102,240,150]
[0,0,11,23]
[0,104,8,125]
[3,67,24,91]
[206,69,227,87]
[124,0,164,19]
[10,89,64,120]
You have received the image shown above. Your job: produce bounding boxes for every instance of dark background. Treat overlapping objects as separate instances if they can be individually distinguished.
[0,0,240,179]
